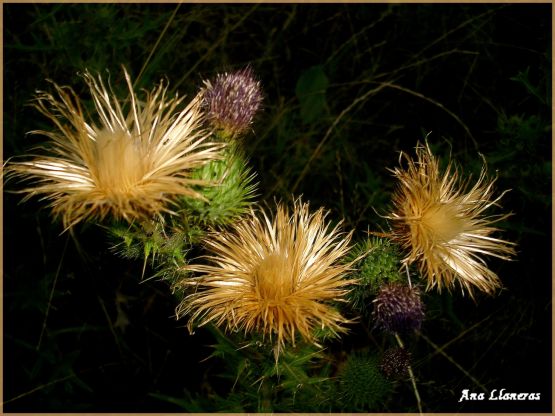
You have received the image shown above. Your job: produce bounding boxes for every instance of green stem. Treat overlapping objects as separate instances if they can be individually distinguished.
[395,333,423,415]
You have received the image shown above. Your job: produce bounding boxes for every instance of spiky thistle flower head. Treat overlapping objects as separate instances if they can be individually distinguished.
[387,142,516,297]
[5,68,223,229]
[202,66,263,139]
[176,199,355,358]
[372,282,425,334]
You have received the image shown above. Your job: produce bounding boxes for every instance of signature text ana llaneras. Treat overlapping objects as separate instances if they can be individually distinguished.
[458,389,541,402]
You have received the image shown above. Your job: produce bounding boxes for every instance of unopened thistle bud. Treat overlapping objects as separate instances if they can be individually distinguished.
[339,352,391,410]
[380,347,411,380]
[347,237,405,318]
[202,67,263,139]
[372,282,424,334]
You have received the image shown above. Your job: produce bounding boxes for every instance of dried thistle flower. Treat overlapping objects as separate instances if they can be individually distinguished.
[5,68,223,229]
[202,66,263,138]
[372,282,425,334]
[387,142,516,297]
[176,199,354,358]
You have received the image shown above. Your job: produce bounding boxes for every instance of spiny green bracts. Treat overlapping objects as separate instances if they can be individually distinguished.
[339,351,392,410]
[346,237,404,317]
[180,146,257,226]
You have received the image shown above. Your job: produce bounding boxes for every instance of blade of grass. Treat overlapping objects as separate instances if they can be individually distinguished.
[382,81,479,150]
[36,234,69,351]
[2,362,118,406]
[291,81,391,194]
[173,3,261,91]
[420,332,488,393]
[134,3,182,88]
[420,311,496,363]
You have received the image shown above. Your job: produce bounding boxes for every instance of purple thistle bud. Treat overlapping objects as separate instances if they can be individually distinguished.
[379,347,411,380]
[372,282,425,334]
[202,67,263,138]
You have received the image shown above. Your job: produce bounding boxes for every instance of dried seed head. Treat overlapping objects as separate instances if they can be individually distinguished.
[387,142,516,297]
[176,199,354,358]
[5,68,223,229]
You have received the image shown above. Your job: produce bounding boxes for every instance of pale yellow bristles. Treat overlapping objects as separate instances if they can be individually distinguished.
[387,142,516,297]
[176,199,355,358]
[5,68,224,230]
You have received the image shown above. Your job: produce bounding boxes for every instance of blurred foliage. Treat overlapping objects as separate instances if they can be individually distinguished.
[4,3,551,413]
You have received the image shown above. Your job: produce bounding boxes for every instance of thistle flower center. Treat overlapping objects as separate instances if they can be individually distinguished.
[94,129,146,195]
[255,253,295,301]
[419,203,464,243]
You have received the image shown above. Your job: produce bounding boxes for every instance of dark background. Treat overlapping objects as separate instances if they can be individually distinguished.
[3,3,551,412]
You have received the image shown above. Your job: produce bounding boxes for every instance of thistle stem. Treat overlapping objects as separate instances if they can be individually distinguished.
[395,333,423,414]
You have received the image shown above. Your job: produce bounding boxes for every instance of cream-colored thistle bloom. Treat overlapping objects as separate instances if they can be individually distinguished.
[387,142,515,297]
[176,200,355,357]
[6,68,223,229]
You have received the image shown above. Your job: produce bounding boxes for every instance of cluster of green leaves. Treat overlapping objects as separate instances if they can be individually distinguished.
[152,326,399,412]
